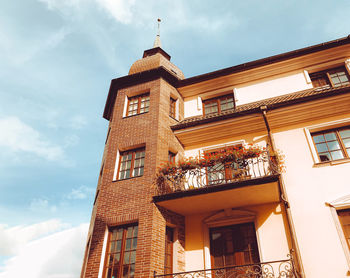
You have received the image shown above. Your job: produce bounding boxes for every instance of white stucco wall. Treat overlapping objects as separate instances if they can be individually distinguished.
[273,117,350,278]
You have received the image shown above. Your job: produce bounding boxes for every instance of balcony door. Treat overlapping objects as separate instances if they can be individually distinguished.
[209,222,260,268]
[205,146,242,185]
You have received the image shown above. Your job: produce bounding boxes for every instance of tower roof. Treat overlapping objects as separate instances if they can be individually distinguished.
[128,20,184,78]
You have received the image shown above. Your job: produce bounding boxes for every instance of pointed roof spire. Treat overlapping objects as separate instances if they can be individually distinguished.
[153,18,162,48]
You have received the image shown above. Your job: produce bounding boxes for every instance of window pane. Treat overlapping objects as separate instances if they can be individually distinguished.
[313,134,325,143]
[117,229,123,240]
[133,226,138,237]
[340,129,350,139]
[328,141,341,151]
[130,251,136,264]
[124,252,130,264]
[116,240,122,252]
[127,227,133,238]
[316,143,328,153]
[331,150,344,160]
[129,264,135,278]
[123,266,129,278]
[324,132,337,141]
[343,138,350,148]
[132,238,137,249]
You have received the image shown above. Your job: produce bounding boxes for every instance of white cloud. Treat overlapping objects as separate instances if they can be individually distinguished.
[95,0,136,24]
[67,186,94,200]
[0,25,70,66]
[0,222,88,278]
[0,116,64,161]
[29,198,58,213]
[0,219,68,257]
[38,0,136,24]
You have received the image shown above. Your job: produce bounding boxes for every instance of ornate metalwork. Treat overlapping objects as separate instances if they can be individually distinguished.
[155,151,279,196]
[153,258,297,278]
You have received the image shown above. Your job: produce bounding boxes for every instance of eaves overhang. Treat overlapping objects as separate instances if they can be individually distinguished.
[177,35,350,88]
[171,85,350,131]
[103,35,350,121]
[103,66,180,120]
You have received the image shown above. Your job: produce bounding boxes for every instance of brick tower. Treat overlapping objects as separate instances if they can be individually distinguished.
[81,34,186,278]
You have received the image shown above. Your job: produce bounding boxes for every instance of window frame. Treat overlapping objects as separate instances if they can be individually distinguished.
[311,126,350,163]
[202,94,235,116]
[309,66,350,89]
[209,222,260,268]
[164,226,174,274]
[117,148,145,180]
[168,151,176,164]
[202,208,261,271]
[103,223,138,278]
[169,97,176,119]
[126,93,150,117]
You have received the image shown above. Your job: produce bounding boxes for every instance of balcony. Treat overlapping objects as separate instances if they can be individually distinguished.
[153,258,297,278]
[153,150,281,215]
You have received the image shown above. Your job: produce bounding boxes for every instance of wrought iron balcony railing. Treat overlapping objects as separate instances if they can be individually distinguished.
[155,151,279,196]
[154,258,297,278]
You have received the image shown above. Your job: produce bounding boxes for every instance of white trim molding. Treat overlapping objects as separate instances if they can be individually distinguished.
[327,197,350,270]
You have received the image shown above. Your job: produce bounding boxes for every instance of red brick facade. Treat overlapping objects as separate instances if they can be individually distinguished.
[82,64,186,277]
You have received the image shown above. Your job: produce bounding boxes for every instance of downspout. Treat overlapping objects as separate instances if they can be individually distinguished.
[260,105,305,278]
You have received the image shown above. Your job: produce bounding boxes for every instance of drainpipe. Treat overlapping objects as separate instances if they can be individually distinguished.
[260,105,305,278]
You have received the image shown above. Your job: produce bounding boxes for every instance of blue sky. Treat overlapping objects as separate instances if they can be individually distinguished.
[0,0,349,277]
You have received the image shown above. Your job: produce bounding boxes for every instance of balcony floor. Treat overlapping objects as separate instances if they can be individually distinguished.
[153,175,280,215]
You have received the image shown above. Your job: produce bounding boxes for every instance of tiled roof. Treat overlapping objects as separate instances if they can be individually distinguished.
[172,84,350,130]
[129,53,184,79]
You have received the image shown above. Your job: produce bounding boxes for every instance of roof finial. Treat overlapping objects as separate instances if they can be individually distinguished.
[153,18,162,48]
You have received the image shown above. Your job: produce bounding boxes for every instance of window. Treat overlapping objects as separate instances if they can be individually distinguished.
[169,98,176,118]
[164,227,174,274]
[127,94,150,116]
[310,66,350,89]
[203,94,234,116]
[168,151,176,164]
[118,149,145,180]
[210,223,260,268]
[312,126,350,162]
[338,209,350,250]
[104,224,138,278]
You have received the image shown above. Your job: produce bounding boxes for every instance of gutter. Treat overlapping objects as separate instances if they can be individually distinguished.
[260,105,305,278]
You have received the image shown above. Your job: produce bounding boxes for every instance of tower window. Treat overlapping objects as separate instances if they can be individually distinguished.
[117,149,145,180]
[203,94,234,116]
[104,224,138,278]
[310,66,350,89]
[127,94,150,116]
[168,151,176,164]
[169,98,176,118]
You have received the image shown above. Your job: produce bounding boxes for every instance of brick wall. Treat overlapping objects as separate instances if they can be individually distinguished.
[82,77,185,278]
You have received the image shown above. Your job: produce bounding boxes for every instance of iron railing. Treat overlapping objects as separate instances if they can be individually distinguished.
[155,151,279,196]
[153,257,296,278]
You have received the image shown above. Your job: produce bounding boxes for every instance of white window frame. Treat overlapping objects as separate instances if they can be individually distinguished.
[304,117,350,164]
[327,196,350,269]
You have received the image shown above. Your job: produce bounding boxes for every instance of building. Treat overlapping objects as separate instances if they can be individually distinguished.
[81,34,350,278]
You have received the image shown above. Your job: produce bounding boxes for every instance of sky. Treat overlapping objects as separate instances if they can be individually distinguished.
[0,0,349,277]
